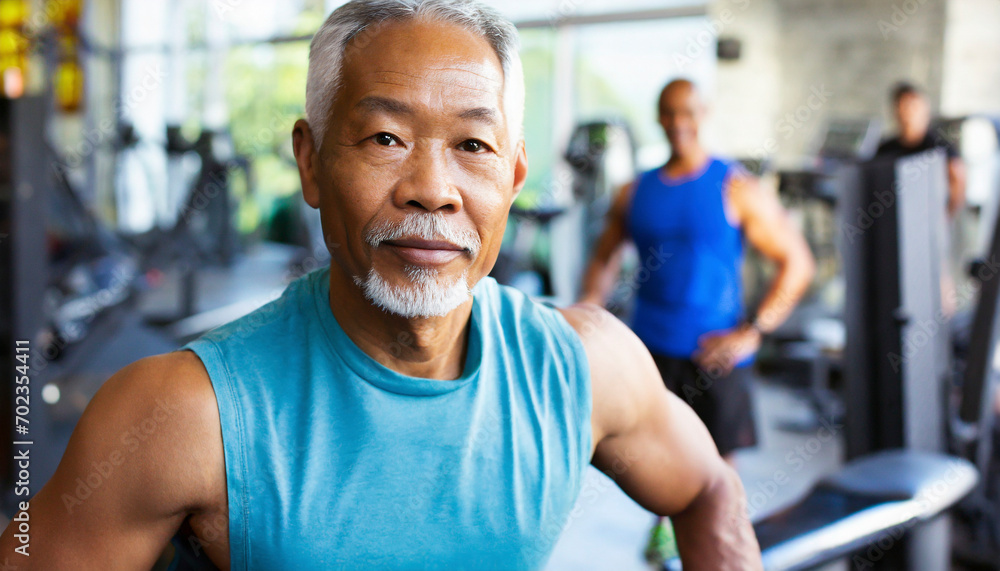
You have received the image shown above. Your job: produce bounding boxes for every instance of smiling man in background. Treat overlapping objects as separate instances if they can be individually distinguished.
[0,1,762,569]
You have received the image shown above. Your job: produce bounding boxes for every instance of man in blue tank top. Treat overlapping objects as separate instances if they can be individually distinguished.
[1,3,763,570]
[581,80,816,464]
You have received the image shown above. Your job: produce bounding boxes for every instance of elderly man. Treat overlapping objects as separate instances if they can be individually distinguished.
[0,1,762,570]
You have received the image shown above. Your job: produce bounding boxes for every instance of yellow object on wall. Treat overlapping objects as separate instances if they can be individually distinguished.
[0,0,29,98]
[50,0,84,112]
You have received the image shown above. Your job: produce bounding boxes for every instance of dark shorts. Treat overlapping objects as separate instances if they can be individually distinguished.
[650,354,758,456]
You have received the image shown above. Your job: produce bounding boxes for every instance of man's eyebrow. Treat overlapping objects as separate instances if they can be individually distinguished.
[458,106,501,126]
[355,96,415,116]
[356,96,500,127]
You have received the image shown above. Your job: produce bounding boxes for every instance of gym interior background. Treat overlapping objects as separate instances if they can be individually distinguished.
[2,0,1000,569]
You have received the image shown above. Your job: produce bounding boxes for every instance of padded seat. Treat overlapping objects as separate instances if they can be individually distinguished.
[666,450,978,571]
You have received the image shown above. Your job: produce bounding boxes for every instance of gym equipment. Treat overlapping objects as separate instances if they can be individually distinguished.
[131,125,253,323]
[490,204,567,298]
[667,150,987,570]
[750,450,977,570]
[949,118,1000,566]
[841,151,952,459]
[44,144,141,357]
[563,119,637,295]
[491,119,636,305]
[775,118,883,203]
[752,119,884,432]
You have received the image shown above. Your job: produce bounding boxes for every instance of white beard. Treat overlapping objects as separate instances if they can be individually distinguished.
[354,265,472,318]
[354,212,480,318]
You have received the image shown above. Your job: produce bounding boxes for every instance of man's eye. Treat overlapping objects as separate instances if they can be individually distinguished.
[459,139,489,153]
[373,133,399,146]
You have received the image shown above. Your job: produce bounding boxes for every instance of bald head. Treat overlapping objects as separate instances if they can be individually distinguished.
[658,79,702,114]
[658,79,706,158]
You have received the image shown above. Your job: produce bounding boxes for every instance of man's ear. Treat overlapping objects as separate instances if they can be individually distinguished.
[654,113,666,137]
[293,119,321,209]
[511,139,528,202]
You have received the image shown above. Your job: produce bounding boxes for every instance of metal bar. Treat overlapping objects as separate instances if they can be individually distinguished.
[515,5,708,29]
[84,4,710,56]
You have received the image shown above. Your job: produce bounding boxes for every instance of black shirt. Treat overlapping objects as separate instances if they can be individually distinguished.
[875,131,960,161]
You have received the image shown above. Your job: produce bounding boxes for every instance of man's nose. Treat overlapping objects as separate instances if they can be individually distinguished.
[394,146,463,213]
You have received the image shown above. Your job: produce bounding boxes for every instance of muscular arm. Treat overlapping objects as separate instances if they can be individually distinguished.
[729,173,815,333]
[560,305,762,571]
[579,181,634,306]
[947,157,967,219]
[0,351,227,570]
[693,173,815,373]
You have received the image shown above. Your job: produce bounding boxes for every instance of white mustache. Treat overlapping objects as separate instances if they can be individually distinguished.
[365,213,481,257]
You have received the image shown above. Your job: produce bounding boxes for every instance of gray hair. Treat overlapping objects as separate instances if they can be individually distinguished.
[306,0,525,149]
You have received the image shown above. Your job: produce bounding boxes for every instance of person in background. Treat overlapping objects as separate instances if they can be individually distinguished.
[875,81,966,218]
[876,81,968,316]
[579,77,815,564]
[581,78,815,466]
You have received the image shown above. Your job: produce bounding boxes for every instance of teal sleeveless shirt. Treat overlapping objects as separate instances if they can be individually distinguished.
[169,266,593,571]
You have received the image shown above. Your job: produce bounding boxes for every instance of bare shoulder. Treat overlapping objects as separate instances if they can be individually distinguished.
[66,349,224,513]
[724,164,759,198]
[0,350,226,569]
[91,349,215,411]
[724,167,769,213]
[557,303,661,447]
[613,179,639,211]
[95,350,220,452]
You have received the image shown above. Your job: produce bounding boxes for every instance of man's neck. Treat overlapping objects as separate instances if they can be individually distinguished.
[326,267,473,380]
[665,147,710,177]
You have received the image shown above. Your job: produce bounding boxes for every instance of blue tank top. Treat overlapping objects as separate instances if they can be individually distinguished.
[626,158,746,360]
[169,266,592,571]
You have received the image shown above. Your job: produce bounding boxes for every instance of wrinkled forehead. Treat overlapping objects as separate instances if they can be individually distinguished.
[338,19,508,121]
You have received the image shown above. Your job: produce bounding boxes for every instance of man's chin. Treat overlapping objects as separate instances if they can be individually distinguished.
[353,266,472,319]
